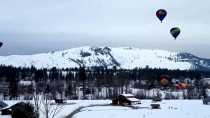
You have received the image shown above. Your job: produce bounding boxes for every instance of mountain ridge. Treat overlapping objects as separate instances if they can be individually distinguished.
[0,46,210,71]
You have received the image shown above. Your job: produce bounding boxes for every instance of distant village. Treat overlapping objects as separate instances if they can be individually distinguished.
[0,65,210,100]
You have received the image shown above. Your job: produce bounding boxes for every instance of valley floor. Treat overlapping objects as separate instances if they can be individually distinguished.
[1,100,210,118]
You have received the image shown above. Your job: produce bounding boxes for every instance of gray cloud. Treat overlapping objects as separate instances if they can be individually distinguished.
[0,0,210,58]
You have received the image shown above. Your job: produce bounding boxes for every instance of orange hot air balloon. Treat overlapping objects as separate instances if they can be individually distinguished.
[179,83,188,89]
[160,75,170,87]
[160,78,169,86]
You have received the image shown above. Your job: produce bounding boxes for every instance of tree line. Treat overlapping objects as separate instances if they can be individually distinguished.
[0,65,210,99]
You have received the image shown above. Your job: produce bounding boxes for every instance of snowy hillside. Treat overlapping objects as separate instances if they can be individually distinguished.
[0,46,210,70]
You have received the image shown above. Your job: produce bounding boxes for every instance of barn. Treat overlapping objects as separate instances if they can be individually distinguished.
[0,101,10,115]
[112,94,141,106]
[0,101,8,109]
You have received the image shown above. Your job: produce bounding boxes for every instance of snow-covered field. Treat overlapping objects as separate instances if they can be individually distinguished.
[1,100,210,118]
[73,100,210,118]
[0,100,110,118]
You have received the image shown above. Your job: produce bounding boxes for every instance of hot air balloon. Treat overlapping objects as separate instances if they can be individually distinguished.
[179,83,188,89]
[170,27,180,39]
[160,75,170,87]
[176,84,182,90]
[160,78,169,87]
[156,9,167,23]
[0,42,3,48]
[176,83,189,90]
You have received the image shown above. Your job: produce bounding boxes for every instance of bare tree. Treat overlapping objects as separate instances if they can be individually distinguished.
[33,91,41,117]
[33,82,63,118]
[40,93,63,118]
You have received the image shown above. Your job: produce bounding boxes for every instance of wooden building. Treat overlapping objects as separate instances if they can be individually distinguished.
[112,94,141,106]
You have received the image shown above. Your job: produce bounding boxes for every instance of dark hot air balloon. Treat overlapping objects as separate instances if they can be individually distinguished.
[156,9,167,23]
[0,42,3,48]
[170,27,180,39]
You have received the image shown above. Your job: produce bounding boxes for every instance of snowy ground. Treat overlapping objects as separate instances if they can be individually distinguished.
[1,100,210,118]
[0,100,110,118]
[73,100,210,118]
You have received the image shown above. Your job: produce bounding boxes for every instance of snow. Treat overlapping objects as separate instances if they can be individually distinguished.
[206,89,210,96]
[73,100,210,118]
[120,94,135,97]
[127,97,140,102]
[41,100,110,118]
[1,100,210,118]
[119,94,141,102]
[0,100,110,118]
[18,80,34,86]
[111,48,192,70]
[0,115,11,118]
[0,46,194,70]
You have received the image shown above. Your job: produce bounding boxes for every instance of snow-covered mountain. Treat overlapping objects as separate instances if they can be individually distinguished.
[0,46,210,70]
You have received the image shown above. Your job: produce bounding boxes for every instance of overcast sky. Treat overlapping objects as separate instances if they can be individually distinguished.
[0,0,210,58]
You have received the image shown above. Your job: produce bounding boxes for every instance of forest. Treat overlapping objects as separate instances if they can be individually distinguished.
[0,65,210,100]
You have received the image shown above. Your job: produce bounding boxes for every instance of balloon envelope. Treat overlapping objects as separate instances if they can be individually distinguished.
[160,78,169,87]
[170,27,180,39]
[156,9,167,23]
[180,83,188,89]
[176,84,182,89]
[160,75,170,87]
[0,42,3,48]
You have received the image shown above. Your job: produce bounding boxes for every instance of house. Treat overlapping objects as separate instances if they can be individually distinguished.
[112,94,141,106]
[0,108,11,115]
[0,102,25,115]
[0,79,9,98]
[201,78,210,87]
[203,96,210,105]
[17,80,35,99]
[54,91,67,104]
[0,101,10,115]
[0,101,8,109]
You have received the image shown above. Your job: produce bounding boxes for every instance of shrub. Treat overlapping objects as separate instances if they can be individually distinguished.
[11,102,39,118]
